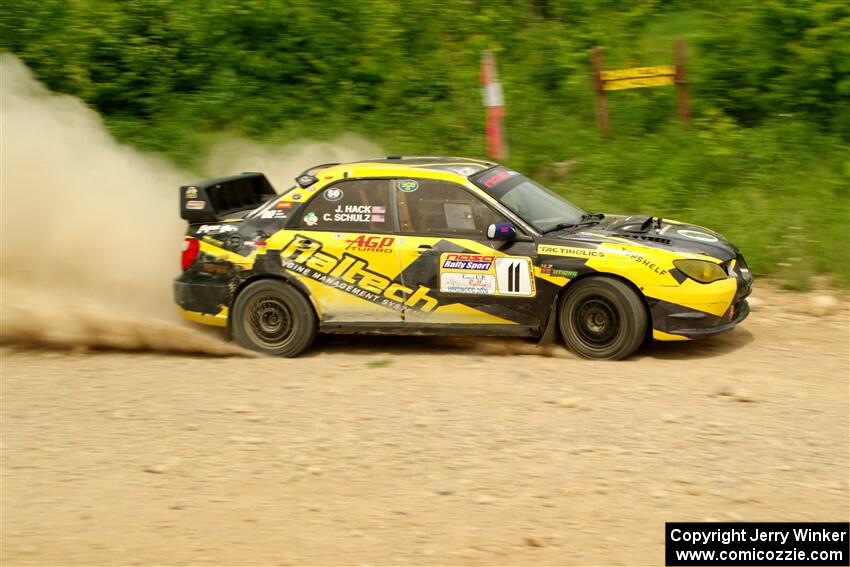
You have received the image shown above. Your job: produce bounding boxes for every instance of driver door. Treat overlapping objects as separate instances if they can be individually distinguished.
[393,177,540,327]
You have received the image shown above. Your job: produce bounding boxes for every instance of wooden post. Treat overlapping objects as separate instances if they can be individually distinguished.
[591,48,610,136]
[674,39,691,126]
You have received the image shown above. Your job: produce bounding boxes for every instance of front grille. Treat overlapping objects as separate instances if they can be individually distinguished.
[736,253,752,281]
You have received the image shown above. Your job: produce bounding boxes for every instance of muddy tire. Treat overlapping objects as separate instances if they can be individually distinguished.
[231,280,317,357]
[559,277,647,360]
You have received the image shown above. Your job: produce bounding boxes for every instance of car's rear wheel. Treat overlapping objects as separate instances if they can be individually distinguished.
[558,277,647,360]
[231,280,317,357]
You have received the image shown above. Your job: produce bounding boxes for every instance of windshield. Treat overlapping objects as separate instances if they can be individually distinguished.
[471,167,585,232]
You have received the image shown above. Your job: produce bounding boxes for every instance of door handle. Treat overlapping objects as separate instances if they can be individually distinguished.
[416,244,433,254]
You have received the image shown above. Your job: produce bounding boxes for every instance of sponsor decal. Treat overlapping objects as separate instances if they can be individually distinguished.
[482,169,518,188]
[398,179,419,192]
[538,244,604,258]
[184,187,198,199]
[196,224,238,235]
[440,273,496,295]
[677,229,719,243]
[280,234,437,313]
[261,210,288,219]
[540,264,577,278]
[495,257,534,296]
[323,204,387,223]
[275,201,293,209]
[623,252,669,276]
[345,235,396,253]
[438,252,535,297]
[186,200,206,210]
[552,268,577,278]
[324,187,344,201]
[303,212,318,226]
[442,253,494,271]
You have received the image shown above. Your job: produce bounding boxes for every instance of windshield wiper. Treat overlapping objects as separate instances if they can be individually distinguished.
[542,222,577,234]
[542,212,605,234]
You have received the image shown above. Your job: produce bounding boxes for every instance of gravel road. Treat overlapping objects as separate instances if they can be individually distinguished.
[1,285,848,566]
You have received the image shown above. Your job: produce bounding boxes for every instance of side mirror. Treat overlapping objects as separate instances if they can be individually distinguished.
[487,221,517,241]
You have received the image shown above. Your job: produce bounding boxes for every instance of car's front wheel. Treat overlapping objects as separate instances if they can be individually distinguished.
[558,277,647,360]
[231,279,317,357]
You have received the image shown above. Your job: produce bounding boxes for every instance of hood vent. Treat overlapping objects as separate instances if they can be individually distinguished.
[610,215,654,233]
[615,233,673,246]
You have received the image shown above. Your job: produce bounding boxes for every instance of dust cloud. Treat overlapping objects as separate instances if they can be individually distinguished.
[0,54,380,355]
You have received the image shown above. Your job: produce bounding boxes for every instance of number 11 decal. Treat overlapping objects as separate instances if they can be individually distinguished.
[495,257,535,296]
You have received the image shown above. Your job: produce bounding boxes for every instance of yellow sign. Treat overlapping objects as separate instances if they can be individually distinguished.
[604,75,675,91]
[601,65,676,91]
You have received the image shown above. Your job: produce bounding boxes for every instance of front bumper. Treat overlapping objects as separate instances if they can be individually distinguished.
[649,257,753,340]
[657,297,750,339]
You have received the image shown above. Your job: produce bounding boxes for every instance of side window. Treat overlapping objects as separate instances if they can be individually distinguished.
[299,179,393,232]
[395,178,503,236]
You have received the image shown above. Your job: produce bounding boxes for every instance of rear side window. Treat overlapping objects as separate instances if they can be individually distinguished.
[395,178,503,236]
[298,179,393,232]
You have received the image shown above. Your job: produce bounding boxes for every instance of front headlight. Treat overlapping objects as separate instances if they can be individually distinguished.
[673,259,728,284]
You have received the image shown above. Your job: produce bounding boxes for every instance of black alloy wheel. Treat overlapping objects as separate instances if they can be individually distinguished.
[558,277,647,360]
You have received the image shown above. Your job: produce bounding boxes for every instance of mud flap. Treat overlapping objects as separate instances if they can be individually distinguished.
[537,296,560,346]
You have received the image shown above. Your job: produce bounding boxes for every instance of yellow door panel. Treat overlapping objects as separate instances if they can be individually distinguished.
[272,230,406,322]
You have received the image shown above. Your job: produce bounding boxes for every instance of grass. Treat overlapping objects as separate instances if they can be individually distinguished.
[540,122,850,289]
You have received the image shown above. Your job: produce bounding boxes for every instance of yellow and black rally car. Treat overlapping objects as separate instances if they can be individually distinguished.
[175,157,752,359]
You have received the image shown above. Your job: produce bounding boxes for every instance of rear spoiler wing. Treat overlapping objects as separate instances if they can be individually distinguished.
[180,172,277,223]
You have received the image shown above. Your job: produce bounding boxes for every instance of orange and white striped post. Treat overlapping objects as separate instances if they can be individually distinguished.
[480,50,508,160]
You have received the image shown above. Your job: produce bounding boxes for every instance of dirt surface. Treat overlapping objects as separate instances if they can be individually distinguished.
[1,285,848,566]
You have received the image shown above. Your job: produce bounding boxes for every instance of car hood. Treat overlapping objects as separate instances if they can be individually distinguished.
[545,214,739,261]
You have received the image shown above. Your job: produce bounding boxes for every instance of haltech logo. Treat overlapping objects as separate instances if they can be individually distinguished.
[345,234,395,253]
[281,235,437,312]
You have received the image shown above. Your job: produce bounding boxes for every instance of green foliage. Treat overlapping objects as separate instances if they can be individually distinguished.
[2,0,848,286]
